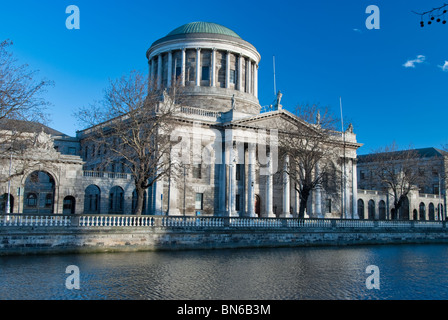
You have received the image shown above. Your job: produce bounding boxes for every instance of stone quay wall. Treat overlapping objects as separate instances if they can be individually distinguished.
[1,214,448,256]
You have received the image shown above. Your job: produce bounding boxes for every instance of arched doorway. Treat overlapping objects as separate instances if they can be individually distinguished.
[419,202,426,220]
[368,200,375,220]
[109,186,124,214]
[358,199,364,219]
[379,200,386,220]
[255,195,261,217]
[63,196,76,214]
[400,197,410,220]
[429,203,435,220]
[0,193,14,213]
[24,171,55,214]
[413,209,418,220]
[84,185,101,214]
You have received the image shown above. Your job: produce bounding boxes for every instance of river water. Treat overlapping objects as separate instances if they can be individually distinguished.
[1,244,448,300]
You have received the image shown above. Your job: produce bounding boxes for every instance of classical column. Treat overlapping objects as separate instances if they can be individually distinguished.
[229,143,237,216]
[167,51,173,88]
[181,48,186,86]
[148,59,152,84]
[226,51,231,89]
[254,64,258,98]
[168,155,180,215]
[219,147,226,215]
[150,58,155,85]
[352,159,358,219]
[282,154,291,217]
[247,143,256,217]
[196,48,201,87]
[238,54,243,91]
[157,54,162,90]
[247,59,252,94]
[315,163,322,218]
[211,48,216,87]
[265,152,275,217]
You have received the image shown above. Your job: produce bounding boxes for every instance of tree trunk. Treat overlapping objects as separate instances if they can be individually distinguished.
[298,188,311,219]
[134,186,145,215]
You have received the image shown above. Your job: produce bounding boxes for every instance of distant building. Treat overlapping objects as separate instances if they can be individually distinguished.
[357,147,447,220]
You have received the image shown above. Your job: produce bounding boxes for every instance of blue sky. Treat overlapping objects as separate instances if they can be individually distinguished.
[1,0,447,155]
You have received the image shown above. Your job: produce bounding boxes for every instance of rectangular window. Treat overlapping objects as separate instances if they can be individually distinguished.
[434,184,440,194]
[236,164,242,181]
[325,199,332,213]
[202,66,210,81]
[193,164,202,179]
[360,170,365,180]
[176,66,181,78]
[230,70,236,84]
[195,193,203,210]
[236,194,240,211]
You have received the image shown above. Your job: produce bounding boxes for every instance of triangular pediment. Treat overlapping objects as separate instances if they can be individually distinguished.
[227,109,320,134]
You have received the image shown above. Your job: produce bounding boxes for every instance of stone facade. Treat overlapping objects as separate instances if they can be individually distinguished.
[0,22,361,219]
[357,148,447,220]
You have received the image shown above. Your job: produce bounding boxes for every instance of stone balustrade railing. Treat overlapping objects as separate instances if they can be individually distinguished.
[1,214,447,230]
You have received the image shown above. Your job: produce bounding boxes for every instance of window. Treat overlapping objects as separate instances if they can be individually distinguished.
[236,194,240,211]
[325,199,332,213]
[434,184,440,194]
[193,164,202,179]
[26,193,37,207]
[175,66,181,78]
[360,170,365,180]
[230,69,236,84]
[236,164,242,181]
[201,66,209,81]
[418,167,425,176]
[195,193,203,210]
[45,194,53,207]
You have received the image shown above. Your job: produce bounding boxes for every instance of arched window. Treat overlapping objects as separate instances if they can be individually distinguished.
[379,200,386,220]
[0,193,14,213]
[419,202,426,220]
[429,203,435,221]
[63,196,76,214]
[26,193,37,207]
[368,200,375,220]
[84,185,101,214]
[109,186,124,214]
[24,171,55,214]
[357,199,365,219]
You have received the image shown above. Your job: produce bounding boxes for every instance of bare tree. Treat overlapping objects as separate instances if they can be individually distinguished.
[75,70,184,215]
[0,39,51,125]
[360,143,431,219]
[275,104,341,218]
[0,39,53,185]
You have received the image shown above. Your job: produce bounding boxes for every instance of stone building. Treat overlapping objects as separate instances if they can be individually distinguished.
[1,22,362,218]
[356,147,447,220]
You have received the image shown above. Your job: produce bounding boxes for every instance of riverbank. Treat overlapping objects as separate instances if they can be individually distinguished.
[1,214,448,256]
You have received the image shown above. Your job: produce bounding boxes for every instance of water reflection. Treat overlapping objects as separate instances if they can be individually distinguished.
[1,244,448,300]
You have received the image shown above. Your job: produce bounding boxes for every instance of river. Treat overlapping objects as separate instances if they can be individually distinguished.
[1,244,448,300]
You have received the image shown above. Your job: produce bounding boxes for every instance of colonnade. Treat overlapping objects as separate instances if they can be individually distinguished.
[148,48,258,98]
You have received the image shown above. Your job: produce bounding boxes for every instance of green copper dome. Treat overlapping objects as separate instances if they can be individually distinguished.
[166,22,242,39]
